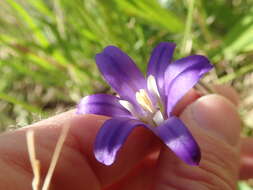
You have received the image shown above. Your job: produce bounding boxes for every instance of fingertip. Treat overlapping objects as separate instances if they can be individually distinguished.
[172,89,201,116]
[181,94,241,146]
[212,84,240,106]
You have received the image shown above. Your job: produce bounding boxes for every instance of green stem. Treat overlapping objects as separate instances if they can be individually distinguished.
[218,63,253,84]
[180,0,195,55]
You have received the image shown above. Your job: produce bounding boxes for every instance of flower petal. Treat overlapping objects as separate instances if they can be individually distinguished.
[153,117,201,165]
[147,42,176,96]
[96,46,146,107]
[165,55,213,116]
[76,94,132,118]
[94,117,146,165]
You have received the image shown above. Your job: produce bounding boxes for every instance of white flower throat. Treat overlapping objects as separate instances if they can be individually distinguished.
[119,75,165,126]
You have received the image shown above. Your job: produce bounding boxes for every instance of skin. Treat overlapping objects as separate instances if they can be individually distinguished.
[0,87,252,190]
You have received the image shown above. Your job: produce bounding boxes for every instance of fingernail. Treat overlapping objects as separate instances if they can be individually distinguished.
[186,94,241,146]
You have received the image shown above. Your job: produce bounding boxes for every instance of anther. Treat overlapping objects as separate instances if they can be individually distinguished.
[136,89,154,113]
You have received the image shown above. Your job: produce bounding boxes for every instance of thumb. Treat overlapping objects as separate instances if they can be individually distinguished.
[155,94,241,190]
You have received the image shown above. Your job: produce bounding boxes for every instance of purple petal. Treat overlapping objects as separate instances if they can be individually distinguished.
[153,117,201,165]
[96,46,146,107]
[94,117,146,165]
[147,42,176,97]
[76,94,132,118]
[165,55,213,116]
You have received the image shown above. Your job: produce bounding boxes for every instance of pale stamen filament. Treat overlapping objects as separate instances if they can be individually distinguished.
[136,89,154,113]
[153,110,164,126]
[119,100,140,118]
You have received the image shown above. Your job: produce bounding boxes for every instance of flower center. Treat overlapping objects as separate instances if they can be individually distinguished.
[136,89,154,113]
[119,75,165,126]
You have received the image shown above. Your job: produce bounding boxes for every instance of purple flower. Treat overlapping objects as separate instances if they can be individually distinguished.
[77,42,213,166]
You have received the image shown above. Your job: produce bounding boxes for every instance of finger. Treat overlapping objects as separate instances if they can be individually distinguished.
[172,89,201,116]
[173,84,239,116]
[0,110,159,189]
[211,85,253,179]
[0,111,101,190]
[211,84,240,106]
[240,137,253,179]
[155,94,241,190]
[103,152,159,190]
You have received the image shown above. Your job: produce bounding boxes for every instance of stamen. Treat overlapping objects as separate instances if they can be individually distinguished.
[147,75,165,114]
[147,75,160,98]
[153,110,164,126]
[119,100,138,117]
[136,89,154,113]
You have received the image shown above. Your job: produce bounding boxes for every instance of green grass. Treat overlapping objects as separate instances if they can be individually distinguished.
[1,0,253,128]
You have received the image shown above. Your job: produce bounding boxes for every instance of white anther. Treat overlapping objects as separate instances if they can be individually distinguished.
[136,89,154,113]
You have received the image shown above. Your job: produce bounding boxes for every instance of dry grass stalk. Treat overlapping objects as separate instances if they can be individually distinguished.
[26,130,41,190]
[26,124,70,190]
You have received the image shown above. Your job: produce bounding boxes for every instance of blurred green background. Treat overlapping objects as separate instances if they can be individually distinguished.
[0,0,253,188]
[1,0,253,128]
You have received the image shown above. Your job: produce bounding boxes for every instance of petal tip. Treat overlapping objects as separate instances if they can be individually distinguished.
[157,41,176,48]
[76,97,87,115]
[189,151,201,166]
[193,54,213,69]
[186,143,201,166]
[95,46,117,61]
[102,159,114,166]
[102,45,122,55]
[76,103,83,115]
[76,108,82,115]
[94,151,115,166]
[76,105,86,115]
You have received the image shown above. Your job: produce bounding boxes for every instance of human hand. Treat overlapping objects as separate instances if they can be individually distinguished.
[0,87,252,190]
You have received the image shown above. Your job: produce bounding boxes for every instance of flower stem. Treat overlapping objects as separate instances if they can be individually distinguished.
[180,0,195,55]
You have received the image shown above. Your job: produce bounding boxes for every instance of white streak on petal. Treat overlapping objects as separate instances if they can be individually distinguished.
[147,75,160,98]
